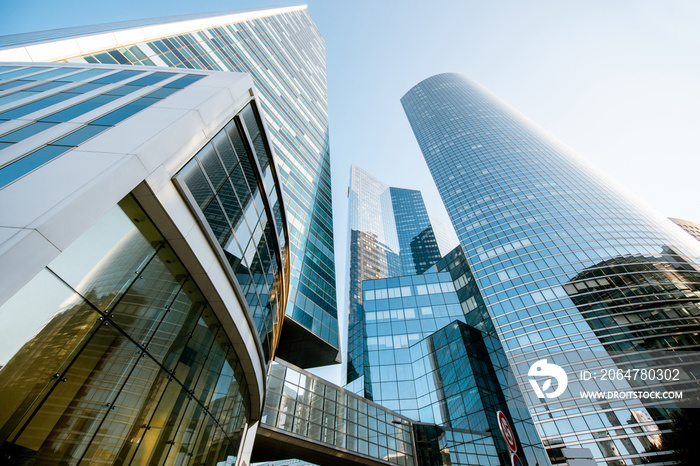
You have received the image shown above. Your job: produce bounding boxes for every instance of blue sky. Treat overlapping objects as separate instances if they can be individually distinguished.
[2,0,700,383]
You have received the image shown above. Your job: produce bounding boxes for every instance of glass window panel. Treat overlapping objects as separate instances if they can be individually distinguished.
[129,72,173,86]
[0,92,76,120]
[178,159,215,210]
[90,97,159,126]
[40,94,121,123]
[0,90,36,106]
[144,87,178,99]
[203,198,231,243]
[0,80,32,91]
[108,50,130,65]
[92,70,143,84]
[217,179,244,231]
[81,356,165,464]
[47,198,159,309]
[103,85,141,96]
[197,142,227,192]
[56,68,109,83]
[0,121,56,143]
[212,130,238,172]
[163,74,205,88]
[51,124,108,146]
[0,145,70,188]
[157,284,206,371]
[10,319,132,462]
[64,82,106,94]
[108,244,184,346]
[27,81,66,92]
[92,52,119,64]
[0,67,50,80]
[0,290,103,451]
[24,68,80,81]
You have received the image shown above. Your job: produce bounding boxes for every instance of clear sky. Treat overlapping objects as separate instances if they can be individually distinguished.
[2,0,700,384]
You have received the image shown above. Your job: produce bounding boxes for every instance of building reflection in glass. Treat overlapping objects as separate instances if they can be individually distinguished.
[362,247,549,466]
[177,101,289,364]
[0,196,251,465]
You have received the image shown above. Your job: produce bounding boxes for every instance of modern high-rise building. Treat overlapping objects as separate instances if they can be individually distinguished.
[361,247,549,466]
[344,165,548,466]
[345,165,442,397]
[0,61,286,465]
[670,217,700,242]
[0,6,340,368]
[402,73,700,465]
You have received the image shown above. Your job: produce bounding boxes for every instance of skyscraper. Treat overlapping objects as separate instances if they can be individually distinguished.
[0,6,340,368]
[670,217,700,242]
[361,247,548,466]
[344,165,547,465]
[402,73,700,465]
[345,165,442,396]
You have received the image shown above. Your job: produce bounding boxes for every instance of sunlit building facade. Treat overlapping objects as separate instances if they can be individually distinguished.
[345,165,546,465]
[0,6,340,368]
[670,217,700,242]
[402,73,700,465]
[345,165,442,398]
[362,247,548,466]
[0,62,287,465]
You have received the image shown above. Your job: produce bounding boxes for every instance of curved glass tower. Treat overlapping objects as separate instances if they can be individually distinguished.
[402,73,700,465]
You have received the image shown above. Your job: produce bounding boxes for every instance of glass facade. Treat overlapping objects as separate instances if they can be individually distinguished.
[401,73,700,465]
[390,187,441,276]
[261,359,414,466]
[0,195,250,465]
[362,247,548,466]
[346,165,401,396]
[51,8,339,366]
[345,165,441,397]
[176,100,288,364]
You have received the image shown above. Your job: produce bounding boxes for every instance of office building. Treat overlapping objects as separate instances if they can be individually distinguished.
[0,62,286,465]
[345,165,442,397]
[0,6,340,368]
[402,73,700,465]
[345,166,547,465]
[670,217,700,242]
[362,247,548,466]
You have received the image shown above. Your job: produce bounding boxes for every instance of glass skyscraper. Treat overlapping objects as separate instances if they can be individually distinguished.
[345,165,547,465]
[402,73,700,465]
[345,165,442,397]
[0,6,339,367]
[362,247,548,466]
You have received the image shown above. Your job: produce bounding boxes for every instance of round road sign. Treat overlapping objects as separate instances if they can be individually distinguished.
[511,452,523,466]
[497,410,517,453]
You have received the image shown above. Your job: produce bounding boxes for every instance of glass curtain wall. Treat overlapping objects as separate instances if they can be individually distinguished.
[0,195,250,465]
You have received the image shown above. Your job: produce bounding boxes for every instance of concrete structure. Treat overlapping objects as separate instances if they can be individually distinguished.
[0,6,340,368]
[402,73,700,465]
